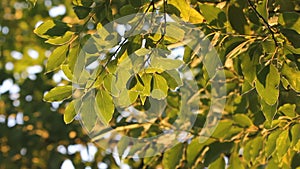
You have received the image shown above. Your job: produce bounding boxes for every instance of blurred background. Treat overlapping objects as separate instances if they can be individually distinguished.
[0,0,119,168]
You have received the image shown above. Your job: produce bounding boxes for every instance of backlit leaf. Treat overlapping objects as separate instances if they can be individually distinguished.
[64,100,78,124]
[46,44,69,72]
[96,89,115,125]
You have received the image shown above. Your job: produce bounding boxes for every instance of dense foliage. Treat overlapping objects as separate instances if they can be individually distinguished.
[1,0,300,168]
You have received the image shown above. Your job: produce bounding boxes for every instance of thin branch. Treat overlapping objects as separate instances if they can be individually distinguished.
[246,0,278,47]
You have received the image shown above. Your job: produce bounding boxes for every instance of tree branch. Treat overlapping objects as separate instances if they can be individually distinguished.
[246,0,278,47]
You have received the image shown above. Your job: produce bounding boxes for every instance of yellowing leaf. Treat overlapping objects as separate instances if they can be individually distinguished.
[44,85,73,102]
[168,0,204,24]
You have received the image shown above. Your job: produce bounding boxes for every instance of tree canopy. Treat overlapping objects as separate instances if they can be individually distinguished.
[1,0,300,168]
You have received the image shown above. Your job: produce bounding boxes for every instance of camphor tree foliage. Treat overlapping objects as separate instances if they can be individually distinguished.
[1,0,300,168]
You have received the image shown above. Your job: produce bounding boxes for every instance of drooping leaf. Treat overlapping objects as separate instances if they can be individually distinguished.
[95,89,115,125]
[290,124,300,147]
[79,92,97,132]
[228,3,249,34]
[275,129,290,159]
[46,44,69,72]
[44,85,73,102]
[243,136,263,163]
[265,130,282,157]
[256,64,280,105]
[162,143,184,169]
[261,99,278,123]
[281,63,300,92]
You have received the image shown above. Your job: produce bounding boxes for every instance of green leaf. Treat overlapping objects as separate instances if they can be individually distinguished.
[95,89,115,125]
[46,44,69,72]
[256,64,280,105]
[34,20,70,39]
[265,130,282,157]
[168,0,204,24]
[186,137,214,167]
[64,100,78,124]
[291,124,300,147]
[228,3,248,34]
[281,28,300,48]
[204,142,233,166]
[233,114,253,127]
[199,3,226,27]
[257,0,269,21]
[240,52,257,84]
[211,120,233,139]
[73,6,91,19]
[120,5,138,16]
[44,85,73,102]
[208,155,225,169]
[275,129,290,159]
[243,136,263,163]
[162,143,184,169]
[278,104,296,117]
[278,12,300,34]
[151,74,168,100]
[227,152,245,169]
[261,99,278,123]
[281,63,300,92]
